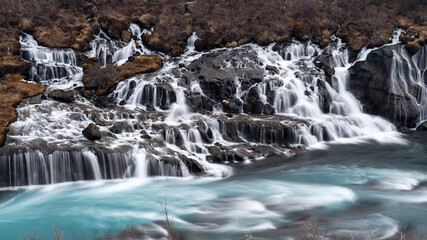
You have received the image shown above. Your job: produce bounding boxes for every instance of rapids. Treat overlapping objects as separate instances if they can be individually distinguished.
[0,133,426,239]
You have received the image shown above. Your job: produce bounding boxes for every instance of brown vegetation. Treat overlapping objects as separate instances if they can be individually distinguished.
[0,74,45,146]
[0,0,426,59]
[83,56,163,96]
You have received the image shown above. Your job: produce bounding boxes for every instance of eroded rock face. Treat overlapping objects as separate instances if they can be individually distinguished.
[182,47,265,113]
[349,45,421,127]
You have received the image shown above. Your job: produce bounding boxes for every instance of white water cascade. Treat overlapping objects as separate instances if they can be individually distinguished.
[19,33,83,89]
[3,25,424,187]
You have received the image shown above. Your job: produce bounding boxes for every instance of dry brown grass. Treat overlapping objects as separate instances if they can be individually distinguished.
[0,74,45,146]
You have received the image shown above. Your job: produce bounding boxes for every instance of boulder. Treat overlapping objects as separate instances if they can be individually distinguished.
[82,123,101,141]
[48,89,75,103]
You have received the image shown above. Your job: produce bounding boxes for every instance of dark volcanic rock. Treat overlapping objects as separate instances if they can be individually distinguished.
[348,45,421,127]
[416,121,427,131]
[313,53,335,76]
[182,47,264,113]
[82,123,101,141]
[109,121,133,134]
[48,89,75,103]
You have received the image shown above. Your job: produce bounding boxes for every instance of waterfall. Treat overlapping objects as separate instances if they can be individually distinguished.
[186,32,198,51]
[134,148,147,178]
[4,25,423,187]
[19,34,83,88]
[86,23,154,67]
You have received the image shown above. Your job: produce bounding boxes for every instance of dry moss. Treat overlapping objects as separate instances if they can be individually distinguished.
[0,74,45,146]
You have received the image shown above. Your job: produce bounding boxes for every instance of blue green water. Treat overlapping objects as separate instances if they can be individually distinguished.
[1,133,426,240]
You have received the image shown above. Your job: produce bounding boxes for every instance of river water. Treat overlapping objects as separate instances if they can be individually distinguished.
[0,132,426,240]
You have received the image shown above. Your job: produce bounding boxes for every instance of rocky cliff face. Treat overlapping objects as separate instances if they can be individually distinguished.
[349,45,427,128]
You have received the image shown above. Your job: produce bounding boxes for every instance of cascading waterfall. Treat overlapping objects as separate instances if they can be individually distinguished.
[19,34,83,88]
[86,23,154,66]
[3,26,425,187]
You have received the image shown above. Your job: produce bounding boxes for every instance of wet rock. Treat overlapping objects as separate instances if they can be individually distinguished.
[263,103,275,115]
[313,53,335,76]
[47,89,75,103]
[179,155,203,174]
[416,121,427,131]
[317,80,331,113]
[266,65,280,74]
[349,45,421,127]
[243,99,264,114]
[109,121,133,134]
[146,103,155,111]
[119,99,127,105]
[222,99,242,114]
[82,123,101,141]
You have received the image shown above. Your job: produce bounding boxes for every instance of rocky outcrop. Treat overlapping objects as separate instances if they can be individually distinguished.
[0,74,46,146]
[349,45,421,127]
[182,47,265,114]
[33,8,99,51]
[82,123,102,141]
[83,56,163,95]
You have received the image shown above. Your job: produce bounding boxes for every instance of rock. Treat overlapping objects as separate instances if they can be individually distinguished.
[119,99,126,105]
[406,39,424,54]
[223,99,242,114]
[266,65,279,74]
[225,41,238,48]
[146,103,155,111]
[349,45,420,127]
[313,53,335,76]
[83,56,163,95]
[181,48,263,113]
[194,30,221,51]
[416,121,427,131]
[109,121,133,134]
[122,31,132,43]
[47,89,75,103]
[263,103,275,115]
[82,123,101,141]
[99,14,130,40]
